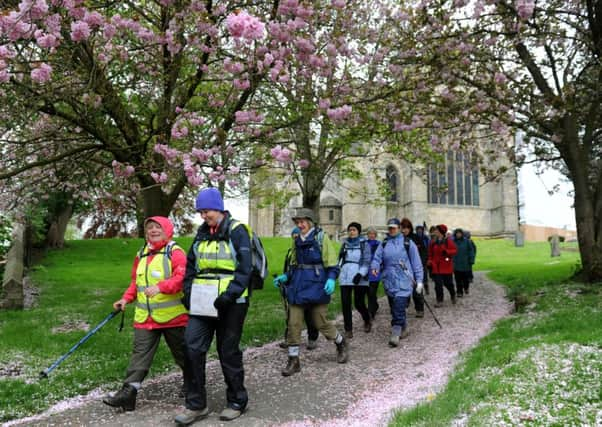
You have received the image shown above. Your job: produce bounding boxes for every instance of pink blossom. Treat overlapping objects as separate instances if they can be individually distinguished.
[318,98,331,109]
[494,72,507,85]
[171,124,189,139]
[35,31,59,49]
[332,0,346,8]
[229,166,240,174]
[233,78,251,90]
[83,11,104,28]
[226,11,265,41]
[270,145,293,163]
[31,62,52,83]
[0,46,16,60]
[298,159,310,168]
[70,20,91,42]
[151,172,168,183]
[0,70,10,83]
[326,105,352,123]
[516,0,535,20]
[187,174,204,186]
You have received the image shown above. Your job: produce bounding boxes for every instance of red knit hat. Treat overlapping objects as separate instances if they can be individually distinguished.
[436,224,448,235]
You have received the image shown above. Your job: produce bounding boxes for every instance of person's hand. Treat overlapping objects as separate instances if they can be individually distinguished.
[371,269,379,277]
[352,273,362,285]
[324,278,336,295]
[416,282,424,294]
[113,298,127,311]
[214,293,235,311]
[144,285,160,297]
[273,274,288,288]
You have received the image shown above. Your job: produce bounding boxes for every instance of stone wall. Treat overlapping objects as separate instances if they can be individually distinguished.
[1,224,24,310]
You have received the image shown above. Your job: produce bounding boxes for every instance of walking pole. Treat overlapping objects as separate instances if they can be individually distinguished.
[399,261,443,329]
[273,274,289,337]
[40,309,124,379]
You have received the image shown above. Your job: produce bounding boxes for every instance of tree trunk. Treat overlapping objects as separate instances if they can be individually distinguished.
[139,184,175,237]
[46,203,73,248]
[572,184,602,282]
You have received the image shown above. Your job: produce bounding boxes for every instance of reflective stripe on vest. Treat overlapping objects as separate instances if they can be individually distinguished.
[134,243,187,324]
[192,237,249,298]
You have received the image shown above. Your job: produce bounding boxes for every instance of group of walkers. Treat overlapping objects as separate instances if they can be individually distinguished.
[101,187,476,425]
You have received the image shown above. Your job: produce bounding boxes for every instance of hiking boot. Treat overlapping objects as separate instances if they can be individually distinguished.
[452,295,457,305]
[219,405,245,421]
[336,338,349,363]
[415,310,424,318]
[424,284,430,295]
[103,383,137,411]
[457,292,463,298]
[344,330,353,339]
[174,407,209,425]
[281,356,301,376]
[434,301,443,308]
[278,341,288,349]
[465,289,469,295]
[364,321,372,333]
[400,327,409,339]
[307,339,318,350]
[388,333,400,347]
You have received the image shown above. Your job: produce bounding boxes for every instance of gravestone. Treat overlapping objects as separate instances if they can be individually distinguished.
[514,231,524,247]
[1,224,24,309]
[550,234,561,257]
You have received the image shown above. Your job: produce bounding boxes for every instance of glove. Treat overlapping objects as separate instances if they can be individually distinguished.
[352,273,362,285]
[273,274,288,288]
[324,278,336,295]
[416,282,424,294]
[213,293,235,311]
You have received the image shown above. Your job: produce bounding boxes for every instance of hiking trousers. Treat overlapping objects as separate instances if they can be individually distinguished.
[432,273,455,302]
[183,302,248,411]
[287,304,338,346]
[340,285,371,331]
[124,327,186,384]
[454,270,471,295]
[281,286,319,342]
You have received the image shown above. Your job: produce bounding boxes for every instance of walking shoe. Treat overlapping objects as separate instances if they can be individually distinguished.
[457,292,463,298]
[281,356,301,376]
[388,333,400,347]
[434,301,443,308]
[278,341,288,349]
[344,330,353,339]
[465,289,469,295]
[336,337,349,363]
[307,339,318,350]
[103,383,137,411]
[174,407,209,425]
[219,405,245,421]
[425,284,430,295]
[400,327,409,339]
[452,295,457,304]
[364,321,372,333]
[415,310,424,318]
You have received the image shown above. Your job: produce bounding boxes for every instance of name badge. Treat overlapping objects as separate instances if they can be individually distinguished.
[189,283,219,317]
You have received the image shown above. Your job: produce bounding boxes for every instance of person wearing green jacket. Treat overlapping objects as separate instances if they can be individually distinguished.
[452,228,475,297]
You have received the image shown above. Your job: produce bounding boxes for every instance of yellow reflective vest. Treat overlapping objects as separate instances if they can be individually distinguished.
[134,242,187,324]
[191,221,249,298]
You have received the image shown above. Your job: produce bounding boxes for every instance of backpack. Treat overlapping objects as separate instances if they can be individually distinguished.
[339,239,366,265]
[227,220,268,290]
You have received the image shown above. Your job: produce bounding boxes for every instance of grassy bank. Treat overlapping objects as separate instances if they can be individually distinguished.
[390,239,601,426]
[0,236,344,422]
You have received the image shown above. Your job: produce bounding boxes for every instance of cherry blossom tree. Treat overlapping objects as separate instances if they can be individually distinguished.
[382,0,601,281]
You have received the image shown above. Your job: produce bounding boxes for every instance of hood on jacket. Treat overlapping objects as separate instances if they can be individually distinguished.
[144,216,174,250]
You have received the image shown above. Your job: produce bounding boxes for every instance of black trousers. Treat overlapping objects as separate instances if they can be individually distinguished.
[183,303,248,411]
[281,287,318,341]
[454,270,471,295]
[432,273,455,302]
[340,286,371,331]
[368,281,380,318]
[410,288,424,312]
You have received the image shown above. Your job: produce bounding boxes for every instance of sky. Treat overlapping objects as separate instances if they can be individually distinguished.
[226,165,577,231]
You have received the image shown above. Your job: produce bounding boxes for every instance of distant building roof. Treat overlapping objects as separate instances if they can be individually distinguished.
[320,196,342,207]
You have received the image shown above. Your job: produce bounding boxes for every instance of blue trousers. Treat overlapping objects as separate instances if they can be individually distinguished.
[387,295,410,328]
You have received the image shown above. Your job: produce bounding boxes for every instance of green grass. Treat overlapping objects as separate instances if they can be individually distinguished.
[390,239,602,426]
[0,236,348,422]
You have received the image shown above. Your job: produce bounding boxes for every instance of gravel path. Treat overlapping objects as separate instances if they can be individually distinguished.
[5,272,511,427]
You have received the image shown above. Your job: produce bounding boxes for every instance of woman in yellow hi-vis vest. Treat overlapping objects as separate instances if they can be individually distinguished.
[103,216,188,411]
[175,188,252,425]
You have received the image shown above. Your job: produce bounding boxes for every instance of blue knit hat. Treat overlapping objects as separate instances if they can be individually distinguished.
[195,188,224,211]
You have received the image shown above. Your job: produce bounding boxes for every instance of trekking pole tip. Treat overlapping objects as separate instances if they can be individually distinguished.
[39,370,49,379]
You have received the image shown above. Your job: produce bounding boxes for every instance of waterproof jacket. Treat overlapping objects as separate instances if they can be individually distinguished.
[453,237,475,272]
[412,232,430,265]
[122,216,188,330]
[285,228,339,305]
[427,237,458,275]
[338,237,371,286]
[370,233,423,298]
[366,239,382,282]
[183,211,252,309]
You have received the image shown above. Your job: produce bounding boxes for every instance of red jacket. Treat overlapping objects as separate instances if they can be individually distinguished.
[427,238,457,275]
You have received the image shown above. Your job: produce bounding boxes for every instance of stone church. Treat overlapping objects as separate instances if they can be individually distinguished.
[249,149,519,239]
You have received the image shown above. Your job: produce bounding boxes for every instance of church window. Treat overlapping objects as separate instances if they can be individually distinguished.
[386,165,398,202]
[428,151,479,206]
[329,209,334,221]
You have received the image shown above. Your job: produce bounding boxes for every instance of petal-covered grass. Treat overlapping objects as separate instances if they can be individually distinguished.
[390,239,602,426]
[0,236,344,422]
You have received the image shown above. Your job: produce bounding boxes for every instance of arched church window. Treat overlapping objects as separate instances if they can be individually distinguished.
[427,151,479,206]
[386,165,398,202]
